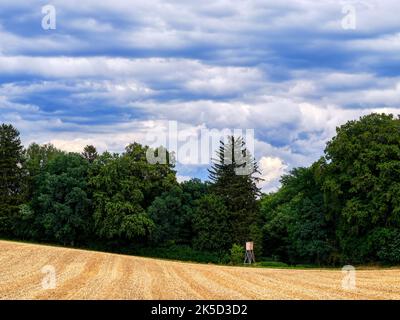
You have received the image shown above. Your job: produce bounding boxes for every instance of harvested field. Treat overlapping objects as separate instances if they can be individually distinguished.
[0,240,399,300]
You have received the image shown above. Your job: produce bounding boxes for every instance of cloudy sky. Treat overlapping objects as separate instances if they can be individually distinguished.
[0,0,399,192]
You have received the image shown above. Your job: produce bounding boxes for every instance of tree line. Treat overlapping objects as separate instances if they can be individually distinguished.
[1,113,400,265]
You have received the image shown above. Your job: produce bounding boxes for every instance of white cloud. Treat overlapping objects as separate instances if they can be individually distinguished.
[258,156,288,193]
[0,96,39,112]
[185,66,264,96]
[176,175,192,183]
[1,0,400,191]
[0,56,265,96]
[66,18,114,33]
[0,27,85,55]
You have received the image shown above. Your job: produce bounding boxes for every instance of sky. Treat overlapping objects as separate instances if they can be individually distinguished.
[0,0,399,192]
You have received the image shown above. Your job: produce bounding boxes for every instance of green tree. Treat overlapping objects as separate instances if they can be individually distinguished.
[90,143,176,243]
[0,124,25,235]
[230,244,245,265]
[192,194,232,252]
[82,145,98,163]
[180,179,210,243]
[24,143,61,200]
[208,136,262,246]
[261,166,334,264]
[285,166,333,264]
[12,143,62,240]
[148,185,186,245]
[147,179,209,245]
[322,113,400,263]
[33,153,92,245]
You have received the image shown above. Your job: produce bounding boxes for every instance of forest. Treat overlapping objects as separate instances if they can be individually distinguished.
[1,113,400,266]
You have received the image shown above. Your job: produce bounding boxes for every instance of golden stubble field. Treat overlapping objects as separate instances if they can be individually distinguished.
[0,240,399,300]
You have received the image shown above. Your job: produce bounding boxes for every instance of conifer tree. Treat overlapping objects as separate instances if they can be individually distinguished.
[208,136,262,245]
[0,124,25,235]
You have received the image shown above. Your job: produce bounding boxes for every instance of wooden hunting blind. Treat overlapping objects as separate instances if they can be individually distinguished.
[244,241,255,264]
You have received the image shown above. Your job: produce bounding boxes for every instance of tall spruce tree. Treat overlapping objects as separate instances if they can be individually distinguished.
[0,124,25,235]
[208,136,262,246]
